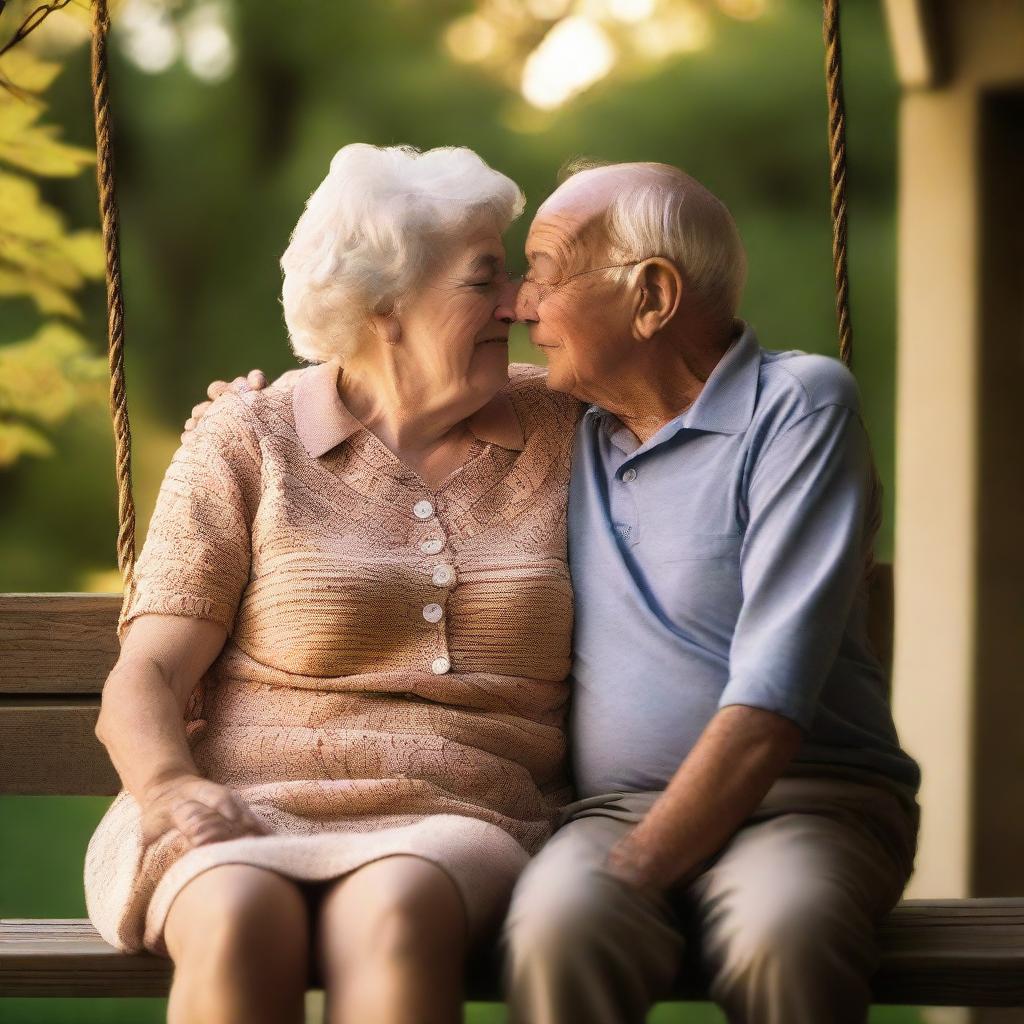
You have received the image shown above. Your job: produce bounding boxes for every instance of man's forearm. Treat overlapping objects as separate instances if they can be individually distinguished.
[610,703,804,890]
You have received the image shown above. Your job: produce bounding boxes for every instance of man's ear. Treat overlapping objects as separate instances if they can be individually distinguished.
[632,258,683,341]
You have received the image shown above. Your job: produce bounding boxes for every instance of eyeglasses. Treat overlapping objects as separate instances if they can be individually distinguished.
[520,258,660,301]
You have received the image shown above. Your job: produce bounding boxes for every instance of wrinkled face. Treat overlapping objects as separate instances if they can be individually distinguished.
[515,200,634,401]
[394,222,519,403]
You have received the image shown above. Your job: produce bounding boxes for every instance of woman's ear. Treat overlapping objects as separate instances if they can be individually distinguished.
[367,309,402,346]
[632,258,684,341]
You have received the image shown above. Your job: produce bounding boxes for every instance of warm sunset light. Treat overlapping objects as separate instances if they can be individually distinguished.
[444,12,500,63]
[521,15,616,109]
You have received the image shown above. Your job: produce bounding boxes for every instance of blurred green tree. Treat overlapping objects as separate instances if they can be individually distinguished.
[0,14,108,467]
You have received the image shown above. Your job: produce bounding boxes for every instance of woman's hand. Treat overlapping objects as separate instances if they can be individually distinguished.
[140,772,271,849]
[181,369,267,443]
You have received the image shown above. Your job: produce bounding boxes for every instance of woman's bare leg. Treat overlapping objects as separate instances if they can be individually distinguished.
[163,863,310,1024]
[314,855,467,1024]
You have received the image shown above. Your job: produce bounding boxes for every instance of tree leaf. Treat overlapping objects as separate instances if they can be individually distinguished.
[0,170,64,238]
[0,419,54,467]
[0,104,95,176]
[0,268,81,316]
[62,229,106,277]
[0,322,107,426]
[0,171,103,316]
[0,47,63,93]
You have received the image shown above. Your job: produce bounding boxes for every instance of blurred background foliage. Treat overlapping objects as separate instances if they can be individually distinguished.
[0,0,917,1020]
[0,14,108,469]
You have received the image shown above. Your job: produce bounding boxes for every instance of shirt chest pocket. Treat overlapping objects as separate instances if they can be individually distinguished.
[644,531,744,638]
[663,531,743,563]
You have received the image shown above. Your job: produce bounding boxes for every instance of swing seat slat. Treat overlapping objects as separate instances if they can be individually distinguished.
[2,902,1024,1004]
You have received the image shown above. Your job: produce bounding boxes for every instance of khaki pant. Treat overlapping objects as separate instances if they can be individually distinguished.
[502,769,920,1024]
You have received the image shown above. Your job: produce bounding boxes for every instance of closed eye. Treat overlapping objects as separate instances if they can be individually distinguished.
[523,269,556,285]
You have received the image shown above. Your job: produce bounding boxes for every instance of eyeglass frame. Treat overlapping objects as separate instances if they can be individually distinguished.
[519,256,667,298]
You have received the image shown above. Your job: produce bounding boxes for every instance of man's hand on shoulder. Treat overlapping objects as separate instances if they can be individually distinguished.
[181,369,267,444]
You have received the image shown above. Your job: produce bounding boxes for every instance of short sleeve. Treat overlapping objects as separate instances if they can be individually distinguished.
[717,403,878,731]
[117,395,260,644]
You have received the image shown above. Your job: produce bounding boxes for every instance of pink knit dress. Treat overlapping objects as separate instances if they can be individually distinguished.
[84,360,581,956]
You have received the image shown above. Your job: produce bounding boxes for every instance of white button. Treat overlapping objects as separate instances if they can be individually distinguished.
[420,538,444,555]
[622,468,637,482]
[432,565,454,587]
[431,656,451,675]
[422,603,444,623]
[414,500,434,519]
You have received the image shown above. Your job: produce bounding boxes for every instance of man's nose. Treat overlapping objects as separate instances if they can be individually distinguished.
[514,279,538,324]
[494,275,524,324]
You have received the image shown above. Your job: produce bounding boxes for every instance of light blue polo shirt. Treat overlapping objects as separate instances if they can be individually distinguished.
[567,322,921,799]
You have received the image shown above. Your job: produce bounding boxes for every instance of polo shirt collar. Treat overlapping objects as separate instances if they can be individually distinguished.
[584,319,762,442]
[676,320,761,435]
[293,358,526,459]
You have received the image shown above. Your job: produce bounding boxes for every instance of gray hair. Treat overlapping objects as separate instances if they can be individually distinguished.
[280,144,526,363]
[559,158,747,327]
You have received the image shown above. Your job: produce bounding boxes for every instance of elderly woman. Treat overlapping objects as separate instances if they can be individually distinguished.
[84,144,579,1024]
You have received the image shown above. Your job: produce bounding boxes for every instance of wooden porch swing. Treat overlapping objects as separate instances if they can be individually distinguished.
[2,0,1023,1008]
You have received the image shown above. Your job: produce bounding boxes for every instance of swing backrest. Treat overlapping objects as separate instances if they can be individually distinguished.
[0,594,121,795]
[0,564,894,797]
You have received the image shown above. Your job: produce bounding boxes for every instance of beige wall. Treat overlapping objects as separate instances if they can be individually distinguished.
[887,7,1024,1018]
[891,84,979,902]
[887,0,1024,967]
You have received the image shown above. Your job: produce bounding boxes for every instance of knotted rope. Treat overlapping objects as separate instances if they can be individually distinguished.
[89,0,136,592]
[823,0,853,368]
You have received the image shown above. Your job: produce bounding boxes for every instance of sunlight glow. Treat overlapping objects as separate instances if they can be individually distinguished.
[116,0,179,74]
[717,0,767,21]
[607,0,657,24]
[444,13,500,62]
[520,16,616,110]
[525,0,573,19]
[633,4,711,58]
[115,0,236,81]
[182,3,235,82]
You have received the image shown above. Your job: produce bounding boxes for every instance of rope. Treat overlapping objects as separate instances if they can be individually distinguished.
[89,0,137,593]
[823,0,853,368]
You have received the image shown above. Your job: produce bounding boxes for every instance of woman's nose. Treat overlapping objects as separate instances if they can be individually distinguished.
[494,276,523,324]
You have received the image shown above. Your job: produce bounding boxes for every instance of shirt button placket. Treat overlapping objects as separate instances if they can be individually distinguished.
[413,498,452,674]
[432,564,455,587]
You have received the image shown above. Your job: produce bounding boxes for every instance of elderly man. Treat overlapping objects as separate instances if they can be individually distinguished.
[189,158,921,1024]
[499,161,921,1024]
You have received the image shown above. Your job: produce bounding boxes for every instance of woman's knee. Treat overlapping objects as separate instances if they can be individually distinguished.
[164,863,310,968]
[316,856,466,969]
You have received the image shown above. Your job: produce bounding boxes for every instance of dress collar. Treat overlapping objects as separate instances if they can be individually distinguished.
[292,359,526,459]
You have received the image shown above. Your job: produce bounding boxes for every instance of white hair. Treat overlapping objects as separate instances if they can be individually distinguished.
[562,160,747,327]
[279,144,526,363]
